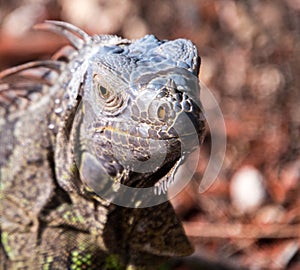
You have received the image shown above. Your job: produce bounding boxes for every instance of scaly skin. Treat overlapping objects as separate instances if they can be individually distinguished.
[0,21,205,269]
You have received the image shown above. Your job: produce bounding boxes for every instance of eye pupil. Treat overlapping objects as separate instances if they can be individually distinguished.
[99,85,109,98]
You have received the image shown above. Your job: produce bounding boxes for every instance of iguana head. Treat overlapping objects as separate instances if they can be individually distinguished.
[31,21,205,204]
[78,34,204,194]
[0,21,205,205]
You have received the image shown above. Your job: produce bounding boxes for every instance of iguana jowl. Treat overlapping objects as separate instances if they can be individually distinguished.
[0,21,205,269]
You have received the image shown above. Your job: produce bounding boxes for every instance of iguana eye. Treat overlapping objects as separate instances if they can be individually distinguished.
[98,85,110,99]
[92,74,128,115]
[93,74,114,101]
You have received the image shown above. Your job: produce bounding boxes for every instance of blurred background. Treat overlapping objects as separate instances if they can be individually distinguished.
[0,0,299,269]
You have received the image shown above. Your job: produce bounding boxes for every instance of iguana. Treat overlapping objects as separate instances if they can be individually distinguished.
[0,21,205,270]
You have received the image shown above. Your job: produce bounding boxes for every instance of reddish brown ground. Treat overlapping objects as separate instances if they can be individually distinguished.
[1,1,299,269]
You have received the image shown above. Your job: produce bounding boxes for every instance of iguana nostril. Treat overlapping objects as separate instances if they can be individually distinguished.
[182,100,192,112]
[174,101,182,112]
[175,92,183,102]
